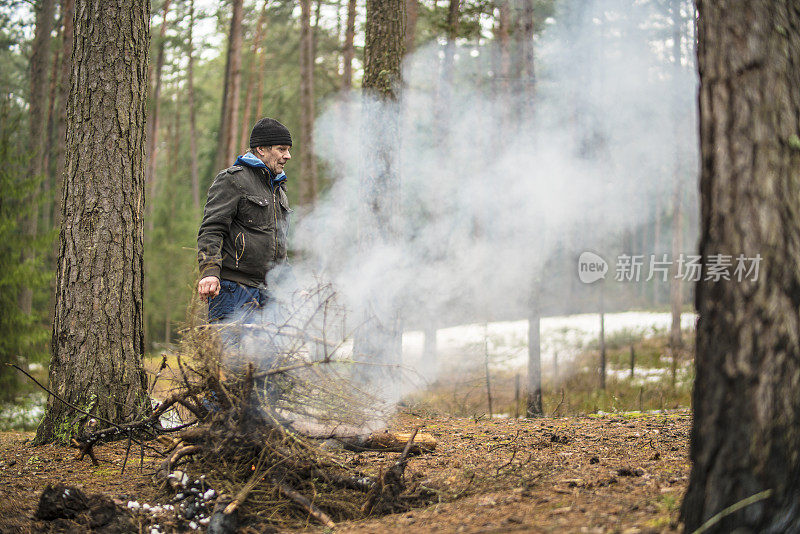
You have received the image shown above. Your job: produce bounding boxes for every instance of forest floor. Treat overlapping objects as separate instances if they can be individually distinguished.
[0,410,690,533]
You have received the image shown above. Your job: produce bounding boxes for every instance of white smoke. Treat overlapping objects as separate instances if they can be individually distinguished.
[294,0,697,326]
[245,0,700,413]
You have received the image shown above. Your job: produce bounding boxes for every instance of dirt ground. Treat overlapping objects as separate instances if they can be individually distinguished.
[0,410,690,533]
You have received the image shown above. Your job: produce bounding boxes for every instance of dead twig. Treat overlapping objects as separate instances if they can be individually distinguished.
[397,427,420,467]
[158,444,201,476]
[9,364,122,432]
[273,478,336,529]
[494,447,519,476]
[224,467,266,515]
[148,353,169,395]
[121,435,133,475]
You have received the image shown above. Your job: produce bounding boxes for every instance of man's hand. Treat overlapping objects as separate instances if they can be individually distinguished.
[198,276,220,301]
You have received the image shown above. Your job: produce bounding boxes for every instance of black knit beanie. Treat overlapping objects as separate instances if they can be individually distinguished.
[249,117,292,148]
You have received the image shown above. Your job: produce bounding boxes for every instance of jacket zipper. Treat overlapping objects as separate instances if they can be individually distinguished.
[267,170,279,262]
[272,187,279,261]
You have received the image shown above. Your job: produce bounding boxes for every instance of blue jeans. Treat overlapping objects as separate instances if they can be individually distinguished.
[208,280,267,323]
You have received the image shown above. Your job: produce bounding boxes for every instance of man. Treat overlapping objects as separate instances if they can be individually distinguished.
[197,117,293,322]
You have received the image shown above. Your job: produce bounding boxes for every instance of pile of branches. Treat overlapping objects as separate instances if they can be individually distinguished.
[158,363,430,530]
[47,282,435,530]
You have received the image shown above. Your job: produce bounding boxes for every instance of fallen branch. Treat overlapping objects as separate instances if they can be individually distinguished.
[157,444,201,476]
[9,364,121,432]
[692,489,773,534]
[273,478,336,529]
[224,467,266,516]
[398,428,419,465]
[362,428,419,515]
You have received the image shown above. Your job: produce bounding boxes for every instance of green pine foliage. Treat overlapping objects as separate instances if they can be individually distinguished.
[0,100,52,401]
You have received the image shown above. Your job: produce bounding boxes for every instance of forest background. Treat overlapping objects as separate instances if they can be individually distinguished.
[0,0,697,402]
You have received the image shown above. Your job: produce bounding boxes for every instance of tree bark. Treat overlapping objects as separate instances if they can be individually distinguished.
[599,285,606,390]
[215,0,244,170]
[313,0,322,55]
[362,0,404,216]
[254,9,269,120]
[20,0,56,314]
[42,26,61,234]
[299,0,317,204]
[355,0,405,391]
[493,0,511,143]
[53,0,74,230]
[436,0,459,138]
[404,0,418,53]
[668,0,683,354]
[145,0,172,223]
[680,1,800,531]
[35,0,150,445]
[422,324,437,379]
[238,0,269,152]
[186,0,200,212]
[526,305,542,417]
[341,0,357,90]
[225,0,244,162]
[515,0,535,119]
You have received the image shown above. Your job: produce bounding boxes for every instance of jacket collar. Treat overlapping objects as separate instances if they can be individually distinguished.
[234,152,287,186]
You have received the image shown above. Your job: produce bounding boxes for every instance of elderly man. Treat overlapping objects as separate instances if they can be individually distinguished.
[197,117,293,322]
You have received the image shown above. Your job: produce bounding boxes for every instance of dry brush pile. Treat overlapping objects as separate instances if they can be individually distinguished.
[49,283,438,531]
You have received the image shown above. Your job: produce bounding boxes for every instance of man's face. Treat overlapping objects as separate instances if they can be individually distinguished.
[257,145,292,174]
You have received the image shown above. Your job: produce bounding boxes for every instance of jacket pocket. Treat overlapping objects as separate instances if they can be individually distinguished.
[239,195,272,228]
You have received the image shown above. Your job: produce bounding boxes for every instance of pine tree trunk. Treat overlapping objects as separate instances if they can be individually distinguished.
[680,2,800,531]
[436,0,459,139]
[187,0,200,212]
[341,0,357,90]
[493,1,511,143]
[652,197,661,304]
[215,0,244,170]
[224,0,244,163]
[35,0,150,445]
[362,0,404,222]
[145,0,172,222]
[313,0,322,54]
[238,0,268,152]
[335,0,343,40]
[405,0,418,53]
[422,324,437,379]
[299,0,317,204]
[356,0,405,389]
[669,182,683,348]
[215,14,232,170]
[53,0,74,230]
[526,305,542,417]
[254,17,269,120]
[516,0,535,119]
[599,285,606,390]
[668,0,683,353]
[42,32,61,234]
[20,0,56,315]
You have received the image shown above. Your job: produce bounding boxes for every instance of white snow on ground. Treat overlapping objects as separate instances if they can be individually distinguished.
[0,393,45,430]
[401,311,697,377]
[606,365,692,385]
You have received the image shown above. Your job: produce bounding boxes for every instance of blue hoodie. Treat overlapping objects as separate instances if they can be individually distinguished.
[234,152,287,187]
